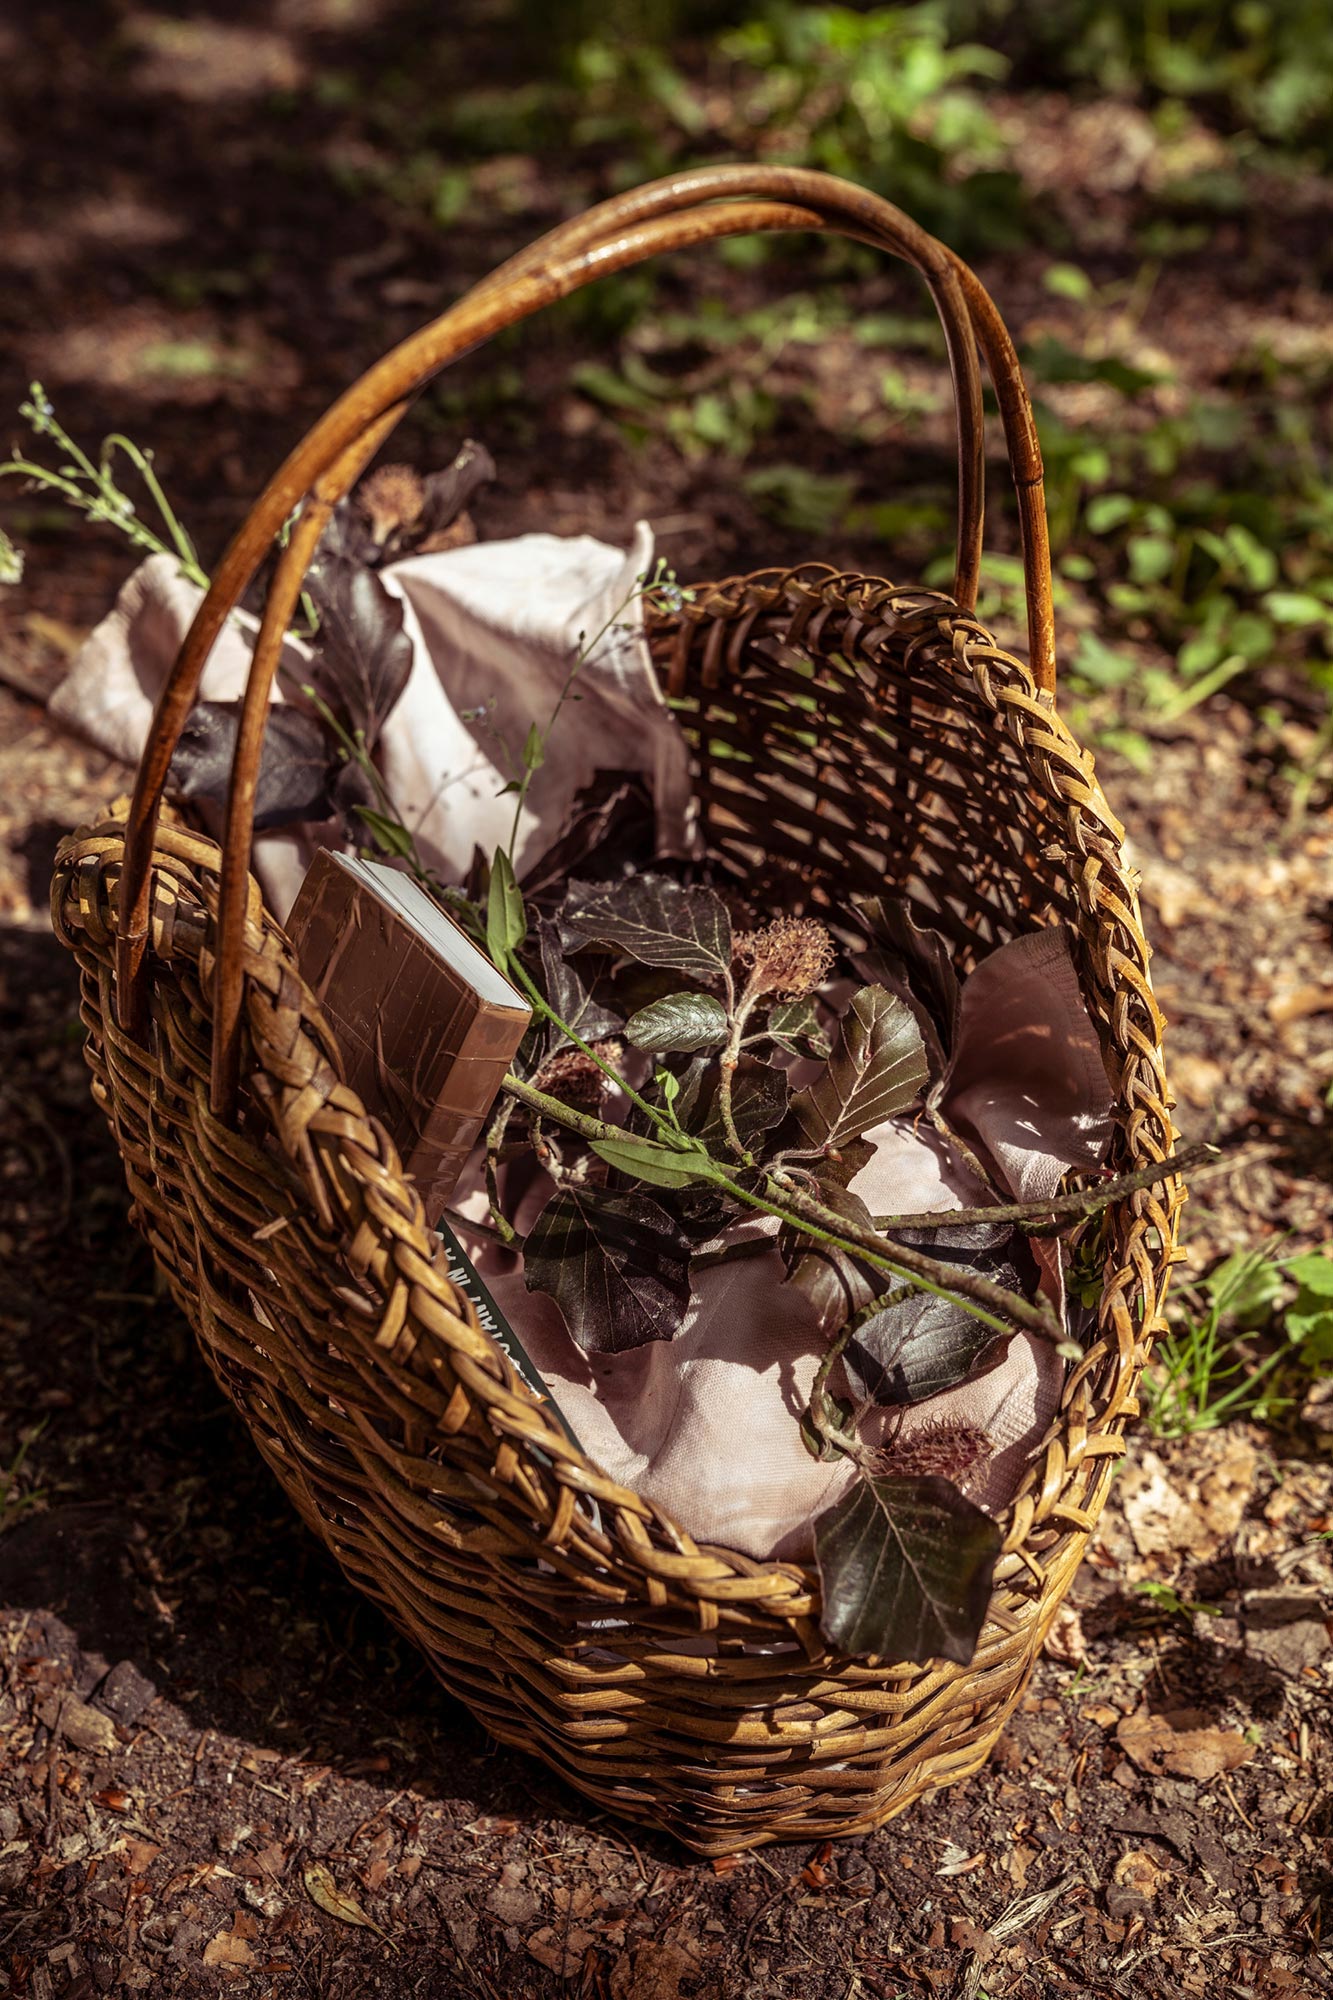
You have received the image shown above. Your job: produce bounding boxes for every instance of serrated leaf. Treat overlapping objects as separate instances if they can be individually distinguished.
[487,848,526,966]
[415,438,496,546]
[852,897,961,1078]
[814,1472,1001,1665]
[626,991,729,1055]
[302,1861,382,1933]
[780,1184,884,1337]
[590,1132,715,1189]
[303,554,413,748]
[522,1186,692,1354]
[767,995,831,1057]
[792,985,927,1150]
[688,1058,790,1153]
[565,875,733,981]
[537,919,621,1044]
[842,1221,1034,1404]
[169,701,337,830]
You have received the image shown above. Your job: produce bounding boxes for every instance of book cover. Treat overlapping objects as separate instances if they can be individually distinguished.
[287,849,531,1220]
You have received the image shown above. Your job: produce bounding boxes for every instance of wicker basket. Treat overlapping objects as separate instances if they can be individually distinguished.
[51,166,1181,1855]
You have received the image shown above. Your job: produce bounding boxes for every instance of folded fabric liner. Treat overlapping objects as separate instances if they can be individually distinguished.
[53,532,1116,1567]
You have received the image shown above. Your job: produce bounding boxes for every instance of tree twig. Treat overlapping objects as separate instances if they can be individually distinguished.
[500,1072,1061,1343]
[872,1141,1218,1237]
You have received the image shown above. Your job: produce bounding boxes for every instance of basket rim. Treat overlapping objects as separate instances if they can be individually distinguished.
[52,564,1182,1671]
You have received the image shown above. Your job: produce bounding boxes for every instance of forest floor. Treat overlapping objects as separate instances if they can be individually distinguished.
[0,5,1330,1997]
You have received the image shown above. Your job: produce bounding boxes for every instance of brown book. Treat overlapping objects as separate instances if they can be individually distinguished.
[287,849,531,1221]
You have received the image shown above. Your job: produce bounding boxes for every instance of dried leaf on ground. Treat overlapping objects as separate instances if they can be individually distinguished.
[528,1924,597,1974]
[1043,1602,1087,1665]
[1116,1709,1256,1780]
[202,1915,258,1967]
[302,1860,382,1931]
[1117,1439,1256,1561]
[1241,1590,1331,1678]
[610,1940,703,2000]
[1114,1849,1169,1899]
[37,1691,117,1754]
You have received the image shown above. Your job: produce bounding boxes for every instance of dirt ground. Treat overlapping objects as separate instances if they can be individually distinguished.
[1,5,1331,1997]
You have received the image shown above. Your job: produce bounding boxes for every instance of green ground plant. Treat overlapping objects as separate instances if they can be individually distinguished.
[294,1,1333,787]
[1144,1245,1333,1437]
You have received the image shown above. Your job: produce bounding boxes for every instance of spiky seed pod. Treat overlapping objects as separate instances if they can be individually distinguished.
[357,464,425,549]
[734,916,835,999]
[867,1420,993,1484]
[531,1040,623,1111]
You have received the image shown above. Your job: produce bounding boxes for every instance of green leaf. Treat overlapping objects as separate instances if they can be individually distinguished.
[522,722,545,772]
[743,464,856,536]
[1127,533,1176,584]
[1205,1248,1285,1327]
[1264,590,1333,628]
[590,1132,716,1190]
[1043,261,1093,301]
[1224,524,1278,593]
[792,986,927,1151]
[1085,493,1135,535]
[523,1186,692,1355]
[626,991,729,1055]
[815,1472,1002,1665]
[565,875,733,981]
[1287,1308,1333,1366]
[354,806,415,859]
[766,995,831,1058]
[486,848,526,967]
[1073,631,1137,688]
[1286,1252,1333,1299]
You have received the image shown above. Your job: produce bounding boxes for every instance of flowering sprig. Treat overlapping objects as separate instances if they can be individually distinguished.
[0,384,207,588]
[499,555,693,867]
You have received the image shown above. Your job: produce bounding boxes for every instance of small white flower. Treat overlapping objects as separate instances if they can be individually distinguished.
[0,530,25,585]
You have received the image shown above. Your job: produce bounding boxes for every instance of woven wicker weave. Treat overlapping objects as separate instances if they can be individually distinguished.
[51,167,1181,1855]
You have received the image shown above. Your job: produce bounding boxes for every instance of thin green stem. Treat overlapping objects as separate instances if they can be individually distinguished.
[506,956,676,1141]
[803,1284,912,1461]
[102,434,206,582]
[730,1175,1055,1342]
[499,1071,1055,1343]
[716,981,759,1163]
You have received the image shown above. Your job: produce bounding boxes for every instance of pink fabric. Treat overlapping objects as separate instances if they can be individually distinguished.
[455,926,1114,1562]
[49,530,691,920]
[52,546,1116,1564]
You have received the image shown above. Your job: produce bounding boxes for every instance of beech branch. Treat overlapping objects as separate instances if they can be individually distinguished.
[872,1141,1216,1237]
[500,1072,1062,1344]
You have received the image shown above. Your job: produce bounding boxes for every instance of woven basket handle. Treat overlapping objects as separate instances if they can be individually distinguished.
[114,164,1055,1115]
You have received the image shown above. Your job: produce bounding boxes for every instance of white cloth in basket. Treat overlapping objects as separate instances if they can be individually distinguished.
[49,525,690,920]
[455,926,1116,1562]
